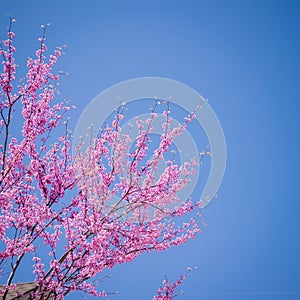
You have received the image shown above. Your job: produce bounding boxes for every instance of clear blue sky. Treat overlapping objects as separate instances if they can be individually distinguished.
[1,0,300,299]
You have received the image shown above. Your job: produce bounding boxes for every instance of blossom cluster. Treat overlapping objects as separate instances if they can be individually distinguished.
[0,20,207,299]
[153,275,186,300]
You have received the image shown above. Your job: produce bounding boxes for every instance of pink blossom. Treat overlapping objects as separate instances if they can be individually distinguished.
[0,22,207,300]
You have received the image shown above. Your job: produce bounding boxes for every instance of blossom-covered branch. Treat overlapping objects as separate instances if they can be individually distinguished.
[0,20,208,300]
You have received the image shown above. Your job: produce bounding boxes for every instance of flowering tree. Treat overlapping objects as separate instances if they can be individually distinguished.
[0,19,207,299]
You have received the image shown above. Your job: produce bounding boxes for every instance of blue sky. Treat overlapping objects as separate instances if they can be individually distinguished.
[1,0,300,299]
